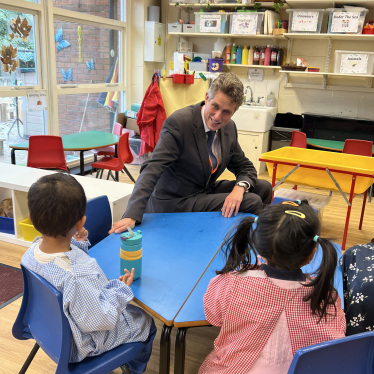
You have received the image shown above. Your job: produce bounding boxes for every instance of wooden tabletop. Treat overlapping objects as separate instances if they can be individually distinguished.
[9,131,119,151]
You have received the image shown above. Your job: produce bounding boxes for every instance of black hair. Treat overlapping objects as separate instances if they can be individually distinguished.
[217,200,338,321]
[28,173,86,238]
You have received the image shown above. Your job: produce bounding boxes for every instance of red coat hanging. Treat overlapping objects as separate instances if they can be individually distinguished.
[137,76,167,156]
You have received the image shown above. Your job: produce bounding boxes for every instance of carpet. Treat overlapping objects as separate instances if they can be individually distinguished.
[0,263,23,309]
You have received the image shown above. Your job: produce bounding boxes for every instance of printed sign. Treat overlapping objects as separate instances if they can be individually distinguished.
[200,15,221,33]
[292,11,319,32]
[248,68,264,81]
[231,14,258,35]
[340,53,369,74]
[331,12,360,33]
[27,91,47,112]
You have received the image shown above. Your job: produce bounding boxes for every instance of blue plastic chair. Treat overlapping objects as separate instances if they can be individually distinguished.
[85,195,112,247]
[287,330,374,374]
[12,265,143,374]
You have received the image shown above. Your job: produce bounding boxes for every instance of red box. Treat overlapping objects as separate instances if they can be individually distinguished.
[171,74,194,84]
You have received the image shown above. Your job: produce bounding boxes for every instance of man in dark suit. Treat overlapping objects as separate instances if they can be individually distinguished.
[110,73,272,234]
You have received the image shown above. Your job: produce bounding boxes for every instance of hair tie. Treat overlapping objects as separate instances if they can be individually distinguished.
[296,200,301,205]
[254,217,258,223]
[313,235,319,242]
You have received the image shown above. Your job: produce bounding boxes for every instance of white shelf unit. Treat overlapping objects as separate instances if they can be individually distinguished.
[169,2,288,9]
[169,32,286,41]
[0,163,134,247]
[283,32,374,91]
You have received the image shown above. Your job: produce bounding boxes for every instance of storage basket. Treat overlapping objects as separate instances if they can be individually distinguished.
[286,9,325,34]
[19,218,41,242]
[208,58,223,72]
[0,216,15,235]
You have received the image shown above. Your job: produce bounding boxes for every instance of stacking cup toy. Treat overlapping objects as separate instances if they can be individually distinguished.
[120,230,142,280]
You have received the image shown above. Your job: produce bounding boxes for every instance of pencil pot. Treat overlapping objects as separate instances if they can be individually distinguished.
[120,230,142,280]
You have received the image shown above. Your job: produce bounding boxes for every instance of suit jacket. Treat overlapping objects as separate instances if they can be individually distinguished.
[124,101,258,223]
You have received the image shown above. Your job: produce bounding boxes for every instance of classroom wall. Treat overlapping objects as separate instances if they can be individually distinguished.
[131,0,163,104]
[164,2,374,120]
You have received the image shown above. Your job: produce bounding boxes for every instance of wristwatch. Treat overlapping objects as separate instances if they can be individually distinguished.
[236,181,250,192]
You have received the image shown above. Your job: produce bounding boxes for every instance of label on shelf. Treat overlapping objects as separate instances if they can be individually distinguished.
[200,15,222,33]
[247,68,264,81]
[331,12,360,33]
[231,13,258,35]
[292,11,319,32]
[340,53,368,74]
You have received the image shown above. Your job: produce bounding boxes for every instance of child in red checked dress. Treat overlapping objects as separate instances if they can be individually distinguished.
[200,200,346,374]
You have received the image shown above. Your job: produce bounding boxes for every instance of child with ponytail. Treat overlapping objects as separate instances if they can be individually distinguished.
[200,200,346,374]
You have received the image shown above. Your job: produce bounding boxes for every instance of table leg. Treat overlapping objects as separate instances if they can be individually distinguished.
[115,143,119,182]
[271,162,277,202]
[359,189,368,230]
[342,174,356,251]
[159,324,173,374]
[174,328,188,374]
[80,150,85,176]
[11,149,16,165]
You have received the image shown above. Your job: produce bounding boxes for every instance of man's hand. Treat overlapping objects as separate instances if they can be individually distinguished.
[119,268,135,287]
[73,227,88,241]
[221,185,245,218]
[109,218,136,234]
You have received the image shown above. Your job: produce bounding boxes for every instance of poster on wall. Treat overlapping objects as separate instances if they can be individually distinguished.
[200,15,221,33]
[231,14,258,35]
[340,53,369,74]
[331,12,360,33]
[291,11,319,32]
[27,91,47,112]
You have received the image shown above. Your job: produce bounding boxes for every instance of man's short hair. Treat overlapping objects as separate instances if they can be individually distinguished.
[207,73,244,109]
[28,173,86,238]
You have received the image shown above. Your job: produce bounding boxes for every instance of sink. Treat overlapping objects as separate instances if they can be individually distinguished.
[232,105,277,133]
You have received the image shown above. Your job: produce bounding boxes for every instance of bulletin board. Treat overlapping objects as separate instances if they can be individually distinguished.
[159,78,211,117]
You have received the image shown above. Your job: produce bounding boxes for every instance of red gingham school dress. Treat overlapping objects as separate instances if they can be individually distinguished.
[200,268,346,374]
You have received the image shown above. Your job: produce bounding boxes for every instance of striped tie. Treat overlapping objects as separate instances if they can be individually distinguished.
[207,130,217,171]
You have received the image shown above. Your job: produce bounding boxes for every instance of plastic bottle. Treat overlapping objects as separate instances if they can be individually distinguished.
[224,43,231,64]
[230,43,237,64]
[271,46,278,66]
[253,45,260,65]
[259,46,265,65]
[236,45,242,65]
[277,46,284,67]
[241,45,248,65]
[248,45,254,65]
[266,91,277,107]
[264,44,271,66]
[219,10,227,33]
[120,230,143,280]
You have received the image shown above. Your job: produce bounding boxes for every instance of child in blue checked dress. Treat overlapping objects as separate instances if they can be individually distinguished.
[21,173,156,374]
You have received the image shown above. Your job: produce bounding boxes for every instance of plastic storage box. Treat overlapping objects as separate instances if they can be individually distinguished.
[0,216,15,235]
[229,11,265,35]
[208,58,224,72]
[183,24,195,33]
[334,50,374,75]
[195,12,230,34]
[19,218,41,241]
[168,23,182,33]
[327,8,369,34]
[286,9,325,34]
[193,52,211,60]
[273,188,331,222]
[189,62,208,71]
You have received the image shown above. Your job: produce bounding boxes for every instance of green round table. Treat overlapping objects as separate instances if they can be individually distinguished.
[9,131,119,176]
[307,138,374,154]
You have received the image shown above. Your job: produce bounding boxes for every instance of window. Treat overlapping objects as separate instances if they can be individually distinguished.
[0,0,128,166]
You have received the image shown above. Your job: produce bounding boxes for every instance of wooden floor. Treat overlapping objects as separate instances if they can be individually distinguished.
[1,164,374,374]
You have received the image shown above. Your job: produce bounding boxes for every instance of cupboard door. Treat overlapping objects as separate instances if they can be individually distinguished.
[238,131,260,173]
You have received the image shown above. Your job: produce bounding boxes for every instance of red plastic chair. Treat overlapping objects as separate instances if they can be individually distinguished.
[290,131,307,189]
[27,135,68,172]
[91,122,123,160]
[91,133,135,183]
[290,130,307,149]
[342,139,373,230]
